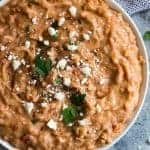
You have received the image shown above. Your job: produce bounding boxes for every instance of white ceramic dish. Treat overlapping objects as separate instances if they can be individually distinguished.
[0,0,9,7]
[0,0,149,150]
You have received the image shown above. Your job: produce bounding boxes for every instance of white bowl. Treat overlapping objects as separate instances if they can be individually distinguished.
[0,0,9,7]
[0,0,149,150]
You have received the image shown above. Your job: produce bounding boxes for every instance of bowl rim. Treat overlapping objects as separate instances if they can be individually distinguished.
[0,0,9,7]
[0,0,149,150]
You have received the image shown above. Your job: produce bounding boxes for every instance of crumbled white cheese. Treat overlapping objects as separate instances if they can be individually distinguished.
[26,65,30,68]
[36,48,42,55]
[41,102,48,107]
[68,123,73,127]
[96,104,102,113]
[59,115,63,121]
[67,44,78,51]
[29,79,37,85]
[77,62,80,66]
[23,102,34,114]
[54,92,65,101]
[8,55,13,61]
[57,59,67,70]
[0,45,6,51]
[78,119,92,126]
[43,40,49,46]
[87,31,92,34]
[46,84,51,89]
[63,78,71,87]
[66,66,72,71]
[83,33,90,41]
[32,80,37,85]
[80,112,84,116]
[16,87,20,92]
[48,27,57,36]
[95,58,100,63]
[100,78,109,85]
[47,119,57,130]
[69,31,78,40]
[80,66,91,76]
[63,104,68,109]
[39,36,43,42]
[13,55,17,59]
[25,40,30,49]
[69,6,77,17]
[32,17,38,25]
[12,60,21,71]
[8,53,17,61]
[58,17,65,26]
[81,78,88,85]
[21,59,26,65]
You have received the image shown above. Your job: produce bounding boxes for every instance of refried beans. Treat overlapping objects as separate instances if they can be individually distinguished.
[0,0,143,149]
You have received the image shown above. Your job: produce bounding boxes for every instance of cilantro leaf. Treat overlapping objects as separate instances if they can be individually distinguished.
[54,76,62,85]
[34,55,52,77]
[34,67,46,77]
[144,31,150,40]
[51,33,58,40]
[62,106,78,124]
[62,92,86,125]
[70,92,86,106]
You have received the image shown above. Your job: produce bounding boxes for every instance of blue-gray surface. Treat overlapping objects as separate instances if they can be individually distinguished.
[0,9,150,150]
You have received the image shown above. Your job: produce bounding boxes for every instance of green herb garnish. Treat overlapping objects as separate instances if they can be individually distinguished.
[54,76,62,85]
[144,31,150,40]
[34,55,52,77]
[70,92,86,106]
[51,33,58,40]
[62,92,86,125]
[62,106,78,124]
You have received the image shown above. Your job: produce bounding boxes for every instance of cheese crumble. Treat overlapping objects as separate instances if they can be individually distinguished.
[63,78,71,87]
[57,59,67,70]
[78,119,92,126]
[25,40,31,49]
[47,119,57,130]
[0,45,6,51]
[32,17,38,25]
[23,102,34,114]
[69,6,77,17]
[67,44,78,51]
[58,17,65,26]
[80,66,91,77]
[54,92,65,101]
[48,27,57,37]
[12,60,21,71]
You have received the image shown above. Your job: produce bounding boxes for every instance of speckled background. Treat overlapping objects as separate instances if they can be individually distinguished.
[0,5,150,150]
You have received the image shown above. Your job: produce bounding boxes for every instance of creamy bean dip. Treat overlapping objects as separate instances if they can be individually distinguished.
[0,0,143,149]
